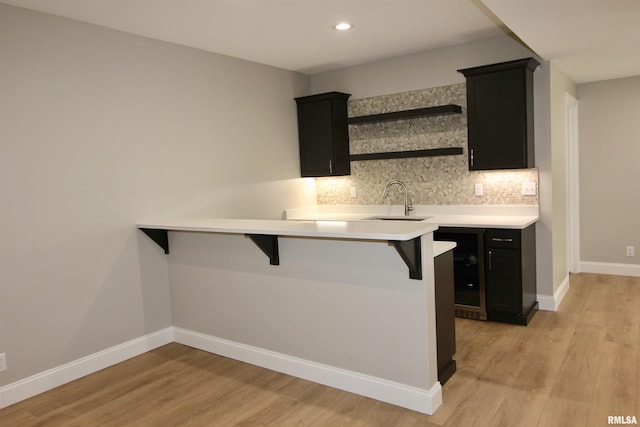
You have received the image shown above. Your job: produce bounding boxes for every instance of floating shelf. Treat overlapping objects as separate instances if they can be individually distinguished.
[350,147,463,162]
[348,104,462,125]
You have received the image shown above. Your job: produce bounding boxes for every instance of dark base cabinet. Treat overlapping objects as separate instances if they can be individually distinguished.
[485,225,538,325]
[434,249,456,384]
[435,225,538,326]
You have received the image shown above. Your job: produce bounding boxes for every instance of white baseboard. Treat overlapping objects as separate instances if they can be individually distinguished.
[537,275,570,311]
[537,262,640,312]
[173,327,442,415]
[0,326,441,414]
[0,328,173,410]
[580,261,640,277]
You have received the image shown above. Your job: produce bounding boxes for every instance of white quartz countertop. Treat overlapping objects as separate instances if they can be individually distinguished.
[285,205,539,229]
[137,217,438,241]
[433,241,456,257]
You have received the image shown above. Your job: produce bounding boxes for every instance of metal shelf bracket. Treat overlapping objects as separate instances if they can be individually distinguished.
[140,228,169,254]
[390,238,422,280]
[246,234,280,265]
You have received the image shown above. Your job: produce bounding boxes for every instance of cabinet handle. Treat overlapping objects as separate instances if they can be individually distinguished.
[491,237,514,242]
[488,250,492,270]
[470,149,474,167]
[329,159,333,174]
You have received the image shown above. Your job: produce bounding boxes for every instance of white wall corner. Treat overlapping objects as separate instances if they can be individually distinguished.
[0,328,174,410]
[537,275,570,311]
[579,261,640,278]
[173,327,442,415]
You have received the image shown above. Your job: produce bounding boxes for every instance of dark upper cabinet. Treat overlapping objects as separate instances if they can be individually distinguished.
[458,58,539,170]
[295,92,351,177]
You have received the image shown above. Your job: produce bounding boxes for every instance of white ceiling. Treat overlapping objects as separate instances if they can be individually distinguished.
[480,0,640,83]
[2,0,638,83]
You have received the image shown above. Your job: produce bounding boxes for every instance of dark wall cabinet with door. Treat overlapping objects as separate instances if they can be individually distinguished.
[295,92,351,177]
[458,58,540,170]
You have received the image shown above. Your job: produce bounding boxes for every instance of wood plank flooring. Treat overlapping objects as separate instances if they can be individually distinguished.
[1,273,639,426]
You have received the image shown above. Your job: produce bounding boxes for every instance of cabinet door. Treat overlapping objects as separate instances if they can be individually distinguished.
[466,69,528,170]
[297,99,335,176]
[485,247,522,315]
[458,58,538,171]
[295,92,350,177]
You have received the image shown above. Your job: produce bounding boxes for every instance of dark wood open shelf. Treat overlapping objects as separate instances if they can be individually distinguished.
[348,104,462,125]
[350,147,463,162]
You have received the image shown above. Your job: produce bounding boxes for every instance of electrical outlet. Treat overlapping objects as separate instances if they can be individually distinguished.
[0,353,6,373]
[627,246,635,257]
[474,183,483,196]
[522,182,537,196]
[350,187,357,198]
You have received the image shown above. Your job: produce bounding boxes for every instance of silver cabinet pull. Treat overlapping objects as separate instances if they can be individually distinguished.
[470,149,474,167]
[329,159,333,174]
[491,237,514,242]
[488,250,492,270]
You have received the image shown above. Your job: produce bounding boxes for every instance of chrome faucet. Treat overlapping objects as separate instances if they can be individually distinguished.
[382,180,414,216]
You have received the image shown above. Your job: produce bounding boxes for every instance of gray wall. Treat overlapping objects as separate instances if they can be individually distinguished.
[577,76,640,266]
[531,63,577,300]
[311,35,536,98]
[0,4,312,385]
[549,64,577,288]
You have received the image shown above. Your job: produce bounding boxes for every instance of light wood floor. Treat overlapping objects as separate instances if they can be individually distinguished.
[2,273,639,426]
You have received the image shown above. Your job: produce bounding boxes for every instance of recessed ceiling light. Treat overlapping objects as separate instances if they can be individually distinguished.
[334,22,352,31]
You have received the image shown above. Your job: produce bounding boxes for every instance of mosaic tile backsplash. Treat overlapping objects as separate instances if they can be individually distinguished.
[315,84,539,206]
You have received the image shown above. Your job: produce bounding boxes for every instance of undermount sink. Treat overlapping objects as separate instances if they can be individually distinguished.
[364,216,432,221]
